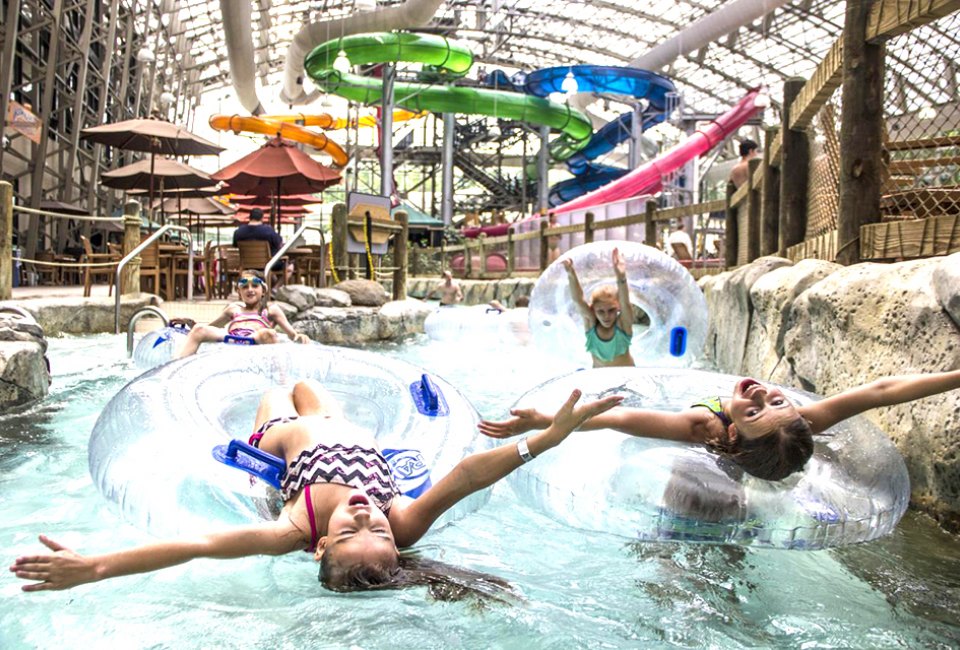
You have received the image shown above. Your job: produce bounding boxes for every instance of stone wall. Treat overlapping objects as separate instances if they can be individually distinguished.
[700,252,960,530]
[0,308,50,411]
[407,276,535,306]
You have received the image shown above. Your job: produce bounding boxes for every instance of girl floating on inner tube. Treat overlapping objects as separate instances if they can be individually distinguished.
[564,247,635,368]
[480,369,960,481]
[176,269,309,358]
[11,381,622,593]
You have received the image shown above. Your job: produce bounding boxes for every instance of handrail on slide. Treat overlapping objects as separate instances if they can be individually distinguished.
[114,225,193,334]
[126,306,169,358]
[266,224,325,290]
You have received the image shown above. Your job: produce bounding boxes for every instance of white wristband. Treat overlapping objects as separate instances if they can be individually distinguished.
[517,439,535,463]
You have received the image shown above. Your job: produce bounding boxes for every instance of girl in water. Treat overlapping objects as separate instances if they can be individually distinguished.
[11,381,621,592]
[565,247,635,367]
[480,369,960,481]
[176,269,309,358]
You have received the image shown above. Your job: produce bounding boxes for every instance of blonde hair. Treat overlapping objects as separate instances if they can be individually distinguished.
[589,284,619,307]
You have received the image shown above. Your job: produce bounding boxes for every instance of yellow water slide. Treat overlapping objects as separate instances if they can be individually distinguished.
[208,110,427,169]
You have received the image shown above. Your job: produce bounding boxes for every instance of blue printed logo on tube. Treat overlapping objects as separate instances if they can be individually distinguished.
[382,448,432,498]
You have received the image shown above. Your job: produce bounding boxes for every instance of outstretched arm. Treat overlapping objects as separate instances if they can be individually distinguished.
[480,405,705,443]
[391,390,623,546]
[612,248,634,335]
[207,304,236,328]
[800,369,960,434]
[269,304,309,344]
[563,259,594,326]
[10,523,298,592]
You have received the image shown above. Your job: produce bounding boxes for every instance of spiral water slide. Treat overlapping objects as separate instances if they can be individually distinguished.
[303,33,593,151]
[207,110,427,168]
[552,89,762,214]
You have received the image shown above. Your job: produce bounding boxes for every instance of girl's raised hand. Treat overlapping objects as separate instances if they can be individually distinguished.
[612,247,626,277]
[10,535,97,592]
[562,258,574,272]
[546,390,624,444]
[478,408,550,438]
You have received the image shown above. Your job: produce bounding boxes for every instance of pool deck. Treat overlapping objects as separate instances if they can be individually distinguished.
[10,284,232,332]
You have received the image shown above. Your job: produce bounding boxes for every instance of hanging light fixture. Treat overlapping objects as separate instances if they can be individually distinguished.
[560,69,579,94]
[333,49,352,73]
[136,46,156,63]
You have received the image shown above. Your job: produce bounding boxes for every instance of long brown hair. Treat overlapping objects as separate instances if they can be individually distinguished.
[706,416,814,481]
[319,549,518,603]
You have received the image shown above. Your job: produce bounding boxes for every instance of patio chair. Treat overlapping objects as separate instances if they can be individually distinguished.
[81,235,119,297]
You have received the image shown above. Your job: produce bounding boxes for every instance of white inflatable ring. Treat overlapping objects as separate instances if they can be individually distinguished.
[506,368,910,549]
[90,345,490,538]
[529,241,707,367]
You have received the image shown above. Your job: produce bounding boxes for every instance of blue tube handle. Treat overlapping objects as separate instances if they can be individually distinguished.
[419,374,439,412]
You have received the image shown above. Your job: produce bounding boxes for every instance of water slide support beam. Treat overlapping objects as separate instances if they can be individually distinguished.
[381,64,395,198]
[441,112,455,225]
[537,125,550,213]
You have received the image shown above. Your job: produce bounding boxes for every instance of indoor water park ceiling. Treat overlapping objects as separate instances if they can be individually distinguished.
[170,0,856,116]
[169,0,844,112]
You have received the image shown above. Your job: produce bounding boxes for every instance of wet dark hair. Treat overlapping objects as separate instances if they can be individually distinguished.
[739,139,759,157]
[514,295,530,308]
[320,549,517,604]
[707,416,814,481]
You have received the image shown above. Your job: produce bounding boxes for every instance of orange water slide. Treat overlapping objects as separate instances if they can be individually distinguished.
[208,115,349,167]
[259,109,428,130]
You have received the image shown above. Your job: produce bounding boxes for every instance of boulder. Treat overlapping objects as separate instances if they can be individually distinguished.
[743,259,840,385]
[273,284,316,311]
[0,309,50,410]
[314,288,352,308]
[932,251,960,329]
[377,299,434,339]
[783,258,960,526]
[333,279,389,307]
[294,306,384,345]
[702,256,792,373]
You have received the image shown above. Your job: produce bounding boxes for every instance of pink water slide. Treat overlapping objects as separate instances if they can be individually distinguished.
[552,89,762,214]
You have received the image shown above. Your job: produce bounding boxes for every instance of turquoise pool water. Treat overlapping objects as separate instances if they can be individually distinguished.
[1,333,958,649]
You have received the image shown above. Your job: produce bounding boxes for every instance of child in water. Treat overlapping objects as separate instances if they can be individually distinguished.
[565,247,635,367]
[480,369,960,481]
[11,381,622,593]
[176,269,309,358]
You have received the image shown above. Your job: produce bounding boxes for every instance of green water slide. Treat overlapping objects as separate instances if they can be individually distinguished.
[304,32,593,153]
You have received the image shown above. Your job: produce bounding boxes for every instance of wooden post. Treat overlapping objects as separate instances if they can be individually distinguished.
[439,240,446,274]
[724,182,739,267]
[761,126,781,256]
[464,239,473,278]
[392,210,408,300]
[0,181,12,300]
[584,211,595,244]
[506,229,515,276]
[121,200,141,295]
[837,0,885,265]
[779,77,810,255]
[478,233,487,276]
[747,158,762,262]
[644,200,657,248]
[539,220,549,271]
[331,203,348,284]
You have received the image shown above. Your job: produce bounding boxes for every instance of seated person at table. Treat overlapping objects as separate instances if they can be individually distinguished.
[233,207,287,280]
[175,270,309,358]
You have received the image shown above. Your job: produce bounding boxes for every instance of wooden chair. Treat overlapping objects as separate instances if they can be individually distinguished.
[237,239,287,288]
[166,245,191,300]
[670,241,694,267]
[35,251,59,285]
[216,245,242,298]
[297,244,327,287]
[81,235,119,297]
[203,241,216,300]
[138,238,164,298]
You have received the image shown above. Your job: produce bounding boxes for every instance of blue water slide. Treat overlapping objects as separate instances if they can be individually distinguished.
[548,163,630,207]
[566,110,666,175]
[484,66,677,202]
